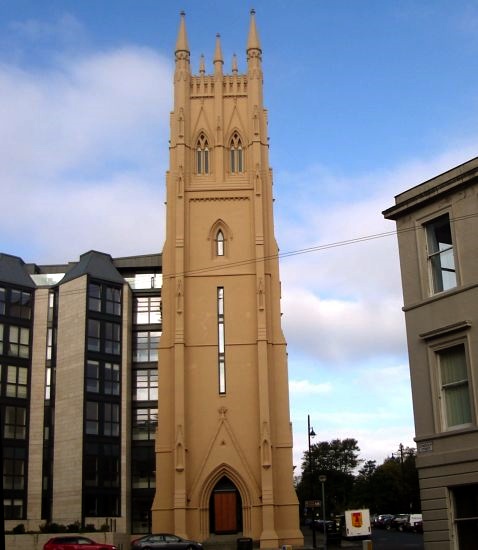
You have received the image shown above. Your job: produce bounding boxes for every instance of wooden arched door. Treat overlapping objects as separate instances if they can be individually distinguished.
[209,476,243,534]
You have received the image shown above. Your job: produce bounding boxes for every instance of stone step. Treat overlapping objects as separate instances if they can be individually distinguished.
[202,534,257,550]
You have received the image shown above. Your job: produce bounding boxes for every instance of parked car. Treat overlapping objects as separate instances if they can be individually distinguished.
[43,536,117,550]
[405,514,423,533]
[311,520,341,542]
[372,514,394,529]
[411,519,423,533]
[390,514,409,531]
[131,534,203,550]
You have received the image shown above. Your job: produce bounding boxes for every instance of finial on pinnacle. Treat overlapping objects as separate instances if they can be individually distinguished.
[175,9,189,54]
[214,32,224,65]
[250,8,255,15]
[247,7,261,53]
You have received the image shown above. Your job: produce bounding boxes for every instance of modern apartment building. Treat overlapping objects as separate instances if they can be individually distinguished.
[0,250,162,534]
[384,157,478,549]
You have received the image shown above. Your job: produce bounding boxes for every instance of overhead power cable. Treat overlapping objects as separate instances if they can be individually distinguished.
[32,211,478,294]
[162,211,478,280]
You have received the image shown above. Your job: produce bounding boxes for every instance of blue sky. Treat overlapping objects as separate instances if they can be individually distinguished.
[2,0,478,468]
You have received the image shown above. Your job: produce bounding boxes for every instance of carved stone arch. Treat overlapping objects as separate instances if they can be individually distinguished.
[194,129,212,147]
[208,219,233,258]
[228,128,244,146]
[198,463,252,537]
[200,463,252,510]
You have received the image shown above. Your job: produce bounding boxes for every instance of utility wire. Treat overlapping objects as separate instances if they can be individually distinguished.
[29,211,478,294]
[162,211,477,279]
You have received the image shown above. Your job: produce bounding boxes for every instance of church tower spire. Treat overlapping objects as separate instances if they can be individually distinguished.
[247,8,261,56]
[213,33,224,75]
[175,10,189,57]
[153,12,303,549]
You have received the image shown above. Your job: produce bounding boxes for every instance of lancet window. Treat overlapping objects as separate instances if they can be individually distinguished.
[216,230,225,256]
[229,132,244,173]
[196,133,210,174]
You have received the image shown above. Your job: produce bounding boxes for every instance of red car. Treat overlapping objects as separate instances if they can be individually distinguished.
[43,536,117,550]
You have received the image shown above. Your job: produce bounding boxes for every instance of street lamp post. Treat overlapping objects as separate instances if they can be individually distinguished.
[319,475,327,550]
[307,415,316,548]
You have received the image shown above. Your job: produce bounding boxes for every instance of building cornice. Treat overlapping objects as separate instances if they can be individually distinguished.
[383,156,478,220]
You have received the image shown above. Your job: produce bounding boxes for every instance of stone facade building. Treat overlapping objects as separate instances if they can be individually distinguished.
[153,11,301,548]
[384,157,478,549]
[0,11,301,546]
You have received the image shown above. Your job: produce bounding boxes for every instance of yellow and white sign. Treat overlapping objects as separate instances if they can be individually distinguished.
[345,509,371,538]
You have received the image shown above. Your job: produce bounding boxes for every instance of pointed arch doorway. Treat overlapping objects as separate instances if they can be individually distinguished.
[209,476,243,534]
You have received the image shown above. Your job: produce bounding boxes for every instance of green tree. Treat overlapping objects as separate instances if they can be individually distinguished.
[296,440,421,519]
[351,460,377,509]
[355,445,421,514]
[298,438,361,518]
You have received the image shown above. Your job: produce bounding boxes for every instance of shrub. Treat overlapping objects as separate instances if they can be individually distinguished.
[39,522,68,533]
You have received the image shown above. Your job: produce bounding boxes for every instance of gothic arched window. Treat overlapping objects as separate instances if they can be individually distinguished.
[229,132,243,173]
[216,230,225,256]
[196,133,210,174]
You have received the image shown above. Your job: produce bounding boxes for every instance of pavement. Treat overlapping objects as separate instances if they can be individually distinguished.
[202,528,369,550]
[301,526,369,549]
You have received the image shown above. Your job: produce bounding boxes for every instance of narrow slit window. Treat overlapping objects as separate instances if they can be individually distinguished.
[216,230,225,256]
[217,287,226,394]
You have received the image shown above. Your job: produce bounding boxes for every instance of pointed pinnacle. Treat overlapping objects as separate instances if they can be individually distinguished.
[214,33,224,64]
[247,8,261,52]
[175,11,189,54]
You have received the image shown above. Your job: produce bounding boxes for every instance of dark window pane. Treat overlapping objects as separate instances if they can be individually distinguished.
[88,320,100,352]
[0,287,5,315]
[85,401,99,435]
[86,360,100,393]
[88,283,102,312]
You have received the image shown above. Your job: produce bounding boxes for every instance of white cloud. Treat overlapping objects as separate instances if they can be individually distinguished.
[0,47,171,177]
[276,143,478,369]
[289,379,332,395]
[291,401,416,468]
[282,289,406,364]
[9,13,86,46]
[0,43,172,263]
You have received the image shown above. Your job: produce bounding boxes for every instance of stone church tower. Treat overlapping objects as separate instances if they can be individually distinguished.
[152,11,303,548]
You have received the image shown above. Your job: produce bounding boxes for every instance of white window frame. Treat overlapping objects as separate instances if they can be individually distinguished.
[425,212,457,295]
[429,338,474,432]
